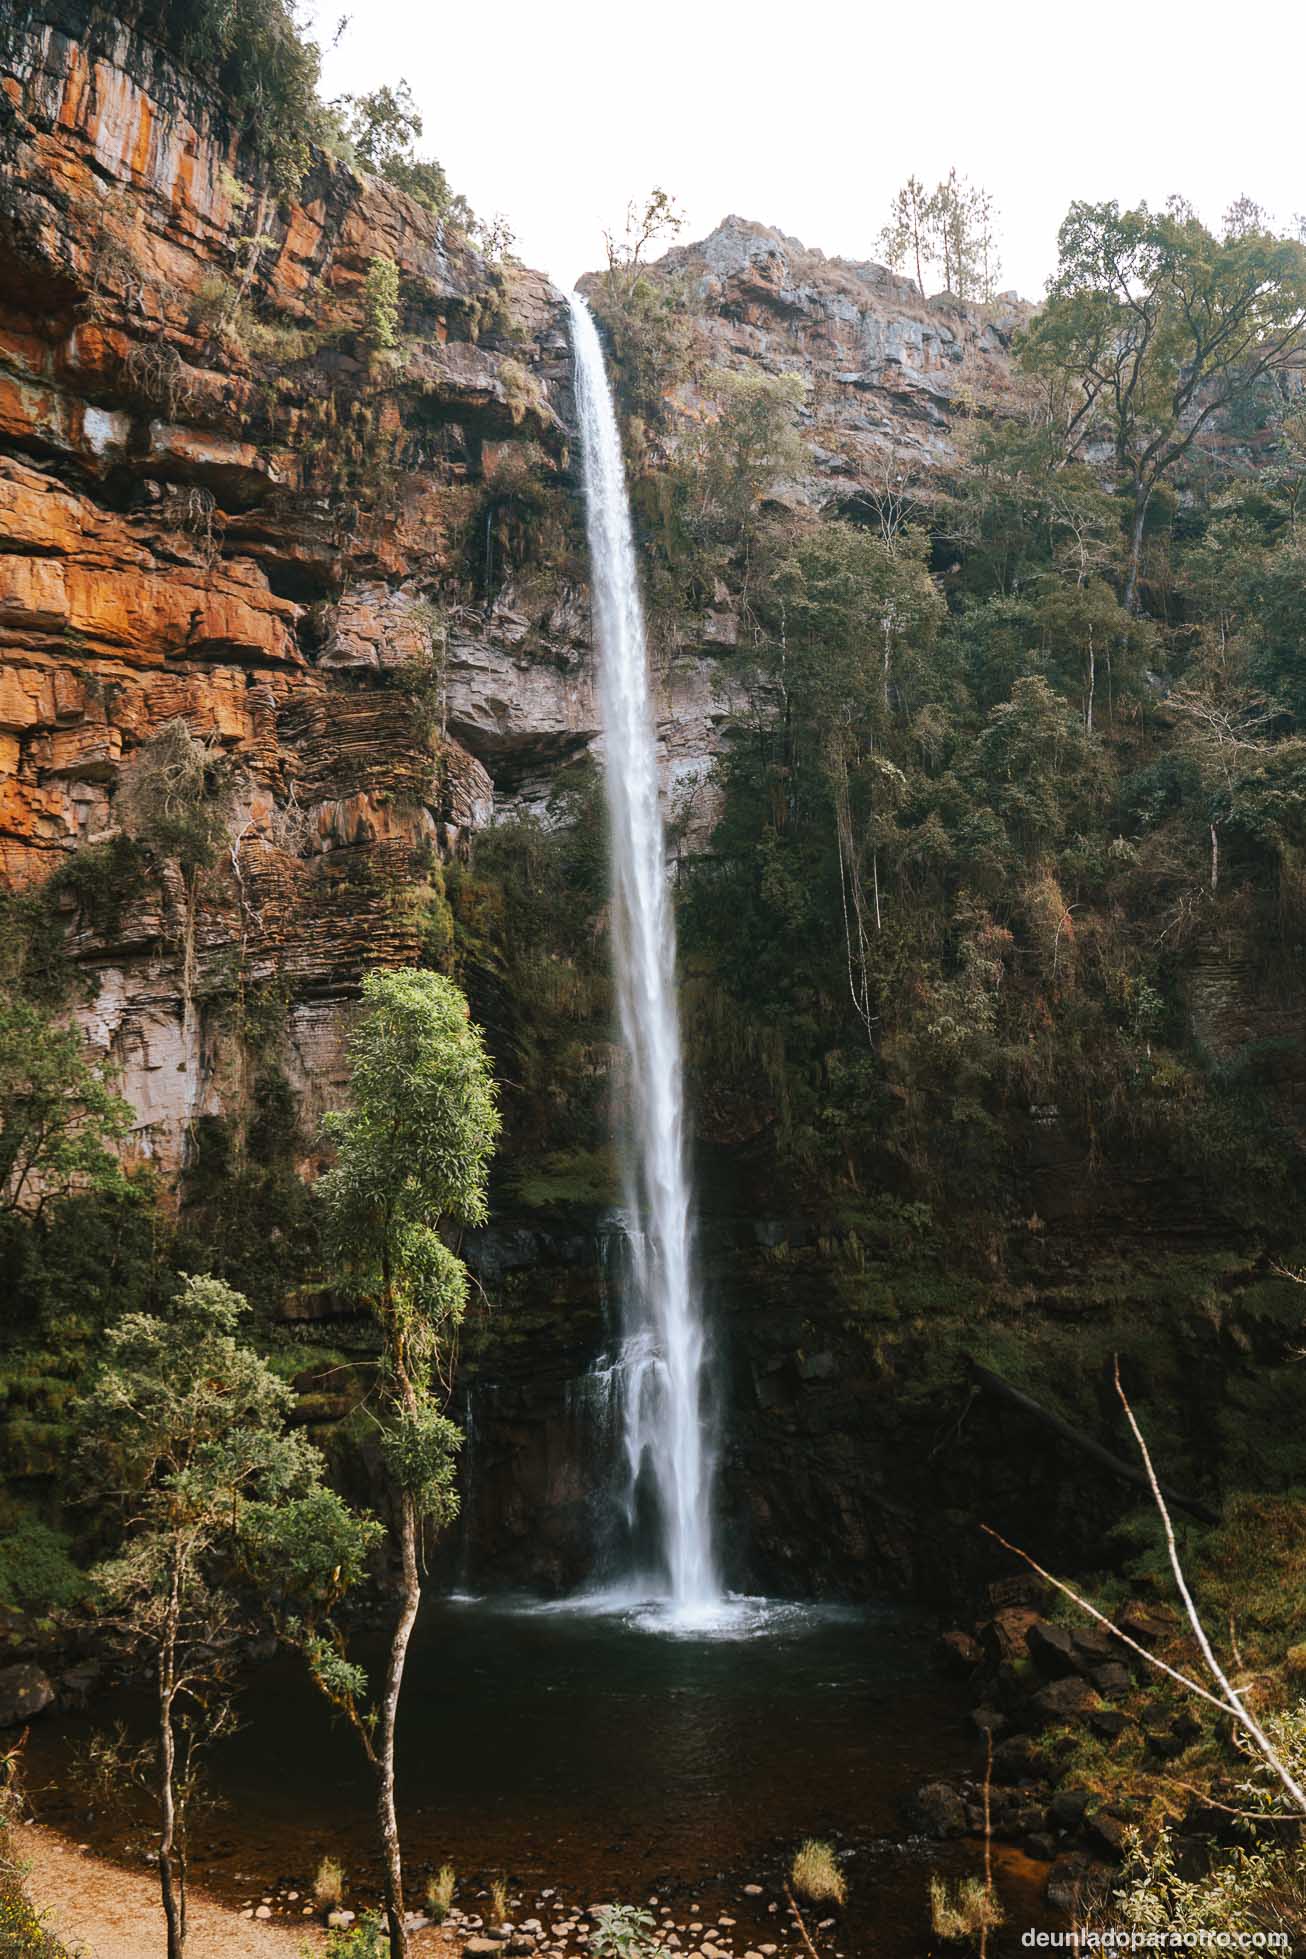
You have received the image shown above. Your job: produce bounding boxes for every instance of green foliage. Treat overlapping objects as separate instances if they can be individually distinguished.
[590,1905,659,1959]
[0,1512,87,1612]
[363,255,401,352]
[135,0,325,195]
[0,997,132,1219]
[317,1911,387,1959]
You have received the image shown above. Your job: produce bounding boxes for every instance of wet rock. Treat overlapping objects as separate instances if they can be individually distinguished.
[992,1735,1049,1783]
[0,1664,54,1726]
[983,1606,1039,1668]
[1024,1831,1057,1861]
[908,1780,967,1838]
[1026,1621,1080,1679]
[1045,1851,1091,1913]
[1030,1677,1104,1725]
[1086,1809,1130,1857]
[1050,1787,1091,1828]
[1069,1624,1115,1666]
[936,1629,983,1675]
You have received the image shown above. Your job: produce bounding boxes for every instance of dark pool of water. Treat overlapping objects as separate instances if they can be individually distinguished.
[28,1594,1055,1955]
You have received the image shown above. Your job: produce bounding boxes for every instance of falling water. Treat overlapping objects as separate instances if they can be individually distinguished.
[568,292,719,1611]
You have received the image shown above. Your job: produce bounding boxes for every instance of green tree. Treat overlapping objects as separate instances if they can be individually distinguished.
[1020,198,1306,610]
[309,969,499,1959]
[77,1276,368,1959]
[0,998,131,1218]
[691,367,806,550]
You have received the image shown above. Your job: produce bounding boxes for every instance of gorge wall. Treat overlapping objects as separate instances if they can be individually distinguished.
[4,3,1302,1606]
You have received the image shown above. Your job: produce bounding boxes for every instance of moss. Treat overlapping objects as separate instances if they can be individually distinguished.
[511,1147,620,1210]
[0,1509,88,1612]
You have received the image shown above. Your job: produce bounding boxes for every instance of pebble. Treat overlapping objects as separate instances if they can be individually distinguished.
[743,1886,763,1897]
[255,1906,272,1920]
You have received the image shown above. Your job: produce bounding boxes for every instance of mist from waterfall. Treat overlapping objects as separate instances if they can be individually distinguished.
[567,292,719,1613]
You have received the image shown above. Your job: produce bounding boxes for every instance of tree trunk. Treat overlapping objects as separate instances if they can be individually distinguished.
[376,1493,421,1959]
[1124,485,1150,614]
[158,1617,185,1959]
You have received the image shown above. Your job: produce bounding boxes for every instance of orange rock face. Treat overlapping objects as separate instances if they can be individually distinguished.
[0,2,571,1172]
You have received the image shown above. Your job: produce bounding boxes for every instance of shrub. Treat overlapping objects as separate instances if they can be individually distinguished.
[791,1839,847,1906]
[363,256,400,351]
[117,720,238,874]
[316,1912,385,1959]
[590,1905,658,1959]
[0,1517,87,1613]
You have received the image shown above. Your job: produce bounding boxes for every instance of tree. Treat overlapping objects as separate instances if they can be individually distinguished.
[879,175,930,297]
[77,1276,368,1959]
[691,367,806,552]
[603,188,684,300]
[0,998,131,1218]
[879,170,1001,302]
[308,969,499,1959]
[1020,199,1306,610]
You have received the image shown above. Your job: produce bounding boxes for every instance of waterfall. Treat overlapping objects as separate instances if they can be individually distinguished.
[567,292,719,1611]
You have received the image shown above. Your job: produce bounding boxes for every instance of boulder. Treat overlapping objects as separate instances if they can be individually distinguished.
[1026,1620,1081,1679]
[1029,1677,1104,1726]
[1086,1809,1130,1858]
[907,1780,967,1838]
[935,1628,983,1675]
[0,1664,54,1726]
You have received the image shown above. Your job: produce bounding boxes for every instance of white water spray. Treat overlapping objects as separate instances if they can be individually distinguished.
[568,292,719,1611]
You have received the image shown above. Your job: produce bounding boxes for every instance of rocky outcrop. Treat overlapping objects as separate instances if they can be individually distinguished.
[583,213,1033,509]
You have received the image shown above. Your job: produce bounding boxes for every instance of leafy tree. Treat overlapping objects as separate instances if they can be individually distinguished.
[302,970,499,1959]
[1020,198,1306,609]
[689,368,805,551]
[0,999,131,1218]
[77,1276,368,1959]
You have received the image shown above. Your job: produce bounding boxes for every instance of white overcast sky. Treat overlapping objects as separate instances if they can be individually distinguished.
[310,0,1305,299]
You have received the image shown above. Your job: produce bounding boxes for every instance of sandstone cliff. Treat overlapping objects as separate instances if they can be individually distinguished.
[1,4,1023,1183]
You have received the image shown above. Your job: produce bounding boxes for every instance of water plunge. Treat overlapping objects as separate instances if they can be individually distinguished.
[567,293,719,1612]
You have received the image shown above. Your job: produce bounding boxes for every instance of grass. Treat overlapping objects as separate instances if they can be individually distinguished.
[313,1855,345,1911]
[489,1876,509,1924]
[790,1838,847,1906]
[425,1864,455,1921]
[928,1874,1004,1943]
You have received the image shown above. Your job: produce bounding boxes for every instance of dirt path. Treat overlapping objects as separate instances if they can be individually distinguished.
[13,1824,317,1959]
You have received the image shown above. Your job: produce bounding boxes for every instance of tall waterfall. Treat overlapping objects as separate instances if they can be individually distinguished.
[568,292,719,1611]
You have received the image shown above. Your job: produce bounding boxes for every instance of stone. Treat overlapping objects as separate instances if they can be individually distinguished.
[1087,1707,1132,1741]
[1045,1852,1091,1913]
[0,1664,54,1726]
[254,1906,272,1920]
[907,1780,967,1838]
[327,1910,355,1930]
[1050,1786,1092,1828]
[1091,1662,1132,1697]
[983,1606,1040,1668]
[464,1943,503,1957]
[1029,1677,1104,1725]
[1086,1809,1129,1857]
[1025,1620,1081,1679]
[935,1628,983,1675]
[969,1705,1007,1739]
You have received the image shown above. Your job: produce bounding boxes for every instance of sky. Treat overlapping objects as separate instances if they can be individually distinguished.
[310,0,1306,298]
